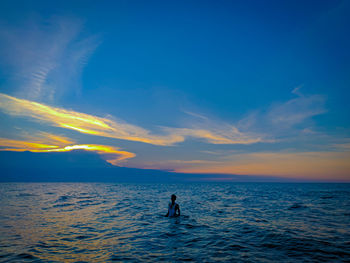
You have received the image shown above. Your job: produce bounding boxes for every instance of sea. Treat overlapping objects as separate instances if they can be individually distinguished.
[0,183,349,262]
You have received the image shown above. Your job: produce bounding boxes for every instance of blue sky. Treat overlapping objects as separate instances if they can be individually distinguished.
[0,0,349,181]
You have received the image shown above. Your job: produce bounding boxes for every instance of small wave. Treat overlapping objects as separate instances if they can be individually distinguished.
[184,223,198,229]
[56,195,72,202]
[262,243,279,248]
[61,237,75,242]
[77,200,95,204]
[0,253,12,259]
[16,193,37,197]
[184,237,202,244]
[229,244,245,250]
[177,257,194,261]
[110,255,135,261]
[76,195,95,199]
[53,203,74,208]
[37,241,50,248]
[320,196,334,199]
[288,203,307,210]
[75,235,92,240]
[16,253,36,259]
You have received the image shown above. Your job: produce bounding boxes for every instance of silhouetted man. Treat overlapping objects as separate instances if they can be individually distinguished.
[165,194,180,217]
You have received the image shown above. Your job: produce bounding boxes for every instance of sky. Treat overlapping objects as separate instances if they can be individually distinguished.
[0,0,349,181]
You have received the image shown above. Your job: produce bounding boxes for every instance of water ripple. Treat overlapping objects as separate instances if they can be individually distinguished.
[0,183,349,262]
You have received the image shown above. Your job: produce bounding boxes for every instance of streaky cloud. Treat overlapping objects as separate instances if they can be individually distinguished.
[0,93,265,146]
[164,127,264,145]
[44,144,135,165]
[238,88,327,137]
[0,16,100,101]
[0,137,135,165]
[182,109,209,120]
[23,132,75,146]
[267,94,326,127]
[0,138,59,150]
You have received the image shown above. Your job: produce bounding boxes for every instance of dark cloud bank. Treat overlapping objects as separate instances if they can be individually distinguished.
[1,151,312,183]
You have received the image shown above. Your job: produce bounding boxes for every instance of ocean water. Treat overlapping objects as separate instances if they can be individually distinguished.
[0,183,349,262]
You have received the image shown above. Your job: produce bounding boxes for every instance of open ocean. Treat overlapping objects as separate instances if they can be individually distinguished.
[0,182,349,262]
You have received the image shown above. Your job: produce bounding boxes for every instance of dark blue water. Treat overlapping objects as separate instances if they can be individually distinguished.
[0,183,349,262]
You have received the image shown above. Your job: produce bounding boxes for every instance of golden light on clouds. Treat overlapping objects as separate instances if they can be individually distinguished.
[0,93,263,146]
[0,138,58,150]
[44,144,136,165]
[24,132,75,146]
[3,92,348,180]
[173,151,350,181]
[168,128,264,145]
[0,138,135,165]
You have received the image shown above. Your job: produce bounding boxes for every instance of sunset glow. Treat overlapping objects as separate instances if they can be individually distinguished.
[0,137,135,165]
[0,1,349,181]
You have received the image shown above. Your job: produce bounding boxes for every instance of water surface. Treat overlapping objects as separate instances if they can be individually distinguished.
[0,183,349,262]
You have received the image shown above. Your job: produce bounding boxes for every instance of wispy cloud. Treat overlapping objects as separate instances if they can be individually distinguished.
[164,127,264,145]
[238,87,327,136]
[182,110,209,120]
[267,94,326,127]
[291,85,304,97]
[332,141,350,151]
[23,132,75,146]
[0,16,99,101]
[0,138,59,150]
[0,93,265,146]
[44,144,135,165]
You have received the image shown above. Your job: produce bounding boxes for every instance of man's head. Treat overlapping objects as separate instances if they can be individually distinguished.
[171,194,176,202]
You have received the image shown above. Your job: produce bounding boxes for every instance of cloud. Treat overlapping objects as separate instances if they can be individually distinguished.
[0,16,99,101]
[0,138,59,150]
[332,141,350,151]
[128,159,221,171]
[164,127,264,145]
[267,94,326,127]
[182,110,209,120]
[23,132,75,146]
[270,87,327,127]
[291,85,304,97]
[44,145,135,165]
[172,151,350,181]
[238,87,327,137]
[0,137,135,165]
[0,93,265,146]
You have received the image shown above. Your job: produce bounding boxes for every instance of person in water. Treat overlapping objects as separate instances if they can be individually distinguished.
[165,194,180,217]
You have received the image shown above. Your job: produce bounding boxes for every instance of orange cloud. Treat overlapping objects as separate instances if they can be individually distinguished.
[0,138,135,165]
[22,132,75,146]
[44,144,136,165]
[166,127,264,144]
[0,93,264,146]
[0,138,59,150]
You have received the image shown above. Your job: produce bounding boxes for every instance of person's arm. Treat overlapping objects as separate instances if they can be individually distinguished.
[176,204,180,216]
[165,204,169,217]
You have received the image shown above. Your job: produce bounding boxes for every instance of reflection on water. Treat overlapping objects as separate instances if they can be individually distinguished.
[0,183,350,262]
